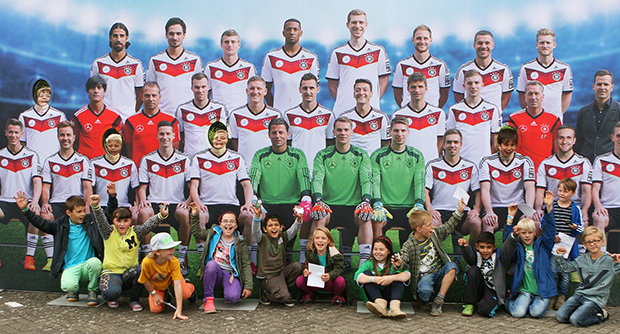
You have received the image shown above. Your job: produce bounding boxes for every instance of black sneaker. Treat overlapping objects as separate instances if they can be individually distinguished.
[598,308,609,322]
[343,261,352,273]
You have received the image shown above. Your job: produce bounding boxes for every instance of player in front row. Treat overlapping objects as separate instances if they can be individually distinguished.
[0,119,43,270]
[393,24,450,108]
[262,18,319,112]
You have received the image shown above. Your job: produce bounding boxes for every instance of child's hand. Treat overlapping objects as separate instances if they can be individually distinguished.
[159,202,169,217]
[303,268,310,277]
[378,275,393,286]
[90,194,100,208]
[372,276,385,285]
[241,289,252,299]
[569,223,578,230]
[253,202,262,219]
[508,203,519,217]
[173,309,188,320]
[321,273,330,282]
[513,225,522,236]
[14,191,29,210]
[610,254,620,264]
[292,205,303,220]
[391,253,402,267]
[458,238,469,247]
[106,182,116,196]
[555,235,561,243]
[543,190,555,208]
[152,293,164,307]
[189,202,199,216]
[556,247,567,256]
[457,198,466,214]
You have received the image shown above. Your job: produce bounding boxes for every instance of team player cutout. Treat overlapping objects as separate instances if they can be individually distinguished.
[534,124,592,223]
[0,119,43,270]
[284,73,335,174]
[447,69,502,166]
[123,82,180,166]
[310,116,374,266]
[262,19,320,112]
[392,72,445,163]
[72,75,122,160]
[326,9,390,116]
[370,116,426,247]
[425,129,483,248]
[176,73,228,158]
[91,22,145,120]
[137,121,192,275]
[393,24,450,108]
[205,29,257,112]
[453,30,513,111]
[517,28,572,121]
[146,17,203,115]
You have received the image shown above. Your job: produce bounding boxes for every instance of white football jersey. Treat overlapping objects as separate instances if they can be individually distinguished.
[479,153,535,206]
[340,108,390,155]
[228,105,282,165]
[392,103,445,162]
[139,150,191,204]
[517,58,572,121]
[392,55,450,107]
[592,152,620,208]
[536,153,592,205]
[190,149,249,205]
[426,157,479,211]
[42,152,93,204]
[90,155,139,207]
[453,59,513,110]
[18,106,66,159]
[176,99,228,157]
[204,58,257,112]
[0,146,41,202]
[284,104,335,172]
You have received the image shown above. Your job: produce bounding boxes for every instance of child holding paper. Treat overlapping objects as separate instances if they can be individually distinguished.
[296,227,346,305]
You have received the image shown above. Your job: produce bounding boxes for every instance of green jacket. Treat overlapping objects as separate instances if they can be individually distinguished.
[305,246,344,281]
[396,210,463,300]
[190,213,253,292]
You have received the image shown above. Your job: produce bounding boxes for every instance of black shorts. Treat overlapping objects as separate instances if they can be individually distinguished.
[262,203,296,229]
[606,207,620,231]
[481,206,523,231]
[151,203,180,231]
[382,207,411,233]
[207,204,240,227]
[438,209,469,236]
[51,203,67,219]
[0,201,29,225]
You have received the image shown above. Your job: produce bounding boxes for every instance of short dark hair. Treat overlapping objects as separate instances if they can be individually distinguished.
[354,78,372,91]
[143,81,160,93]
[444,128,463,141]
[474,30,494,41]
[390,116,408,128]
[557,124,575,135]
[262,214,281,228]
[57,120,74,135]
[5,118,23,130]
[299,73,319,86]
[109,22,130,49]
[476,232,495,246]
[407,72,427,87]
[191,72,208,83]
[558,178,577,193]
[158,120,174,129]
[166,17,186,34]
[594,69,613,83]
[112,207,132,221]
[86,75,107,92]
[283,18,301,30]
[268,117,289,132]
[65,196,86,212]
[497,126,518,145]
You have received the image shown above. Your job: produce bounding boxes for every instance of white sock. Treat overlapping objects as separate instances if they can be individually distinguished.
[41,235,54,258]
[299,239,308,263]
[359,244,371,267]
[250,242,258,265]
[196,243,206,258]
[26,233,38,257]
[178,245,188,262]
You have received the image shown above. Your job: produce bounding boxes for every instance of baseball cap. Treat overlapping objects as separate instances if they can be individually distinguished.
[151,232,182,251]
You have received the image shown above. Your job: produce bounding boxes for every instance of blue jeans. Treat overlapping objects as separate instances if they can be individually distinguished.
[550,256,570,295]
[506,291,550,318]
[99,265,142,302]
[417,261,459,302]
[556,294,605,327]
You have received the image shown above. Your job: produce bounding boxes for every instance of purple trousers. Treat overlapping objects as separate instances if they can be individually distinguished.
[203,260,242,303]
[296,275,346,296]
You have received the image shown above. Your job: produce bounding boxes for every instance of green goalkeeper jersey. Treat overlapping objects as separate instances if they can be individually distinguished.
[370,145,425,209]
[312,145,372,206]
[249,146,311,204]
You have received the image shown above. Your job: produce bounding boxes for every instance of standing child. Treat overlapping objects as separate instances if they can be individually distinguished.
[396,198,466,316]
[138,232,196,320]
[252,203,304,306]
[356,236,411,319]
[296,227,346,305]
[504,190,557,318]
[555,227,620,327]
[189,203,252,314]
[458,231,509,317]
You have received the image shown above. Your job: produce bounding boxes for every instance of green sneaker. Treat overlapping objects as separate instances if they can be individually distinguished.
[462,304,474,316]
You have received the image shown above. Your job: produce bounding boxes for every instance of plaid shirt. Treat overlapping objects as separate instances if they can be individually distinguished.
[396,210,463,300]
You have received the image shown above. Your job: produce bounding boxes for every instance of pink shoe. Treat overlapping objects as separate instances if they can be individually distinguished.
[204,297,216,313]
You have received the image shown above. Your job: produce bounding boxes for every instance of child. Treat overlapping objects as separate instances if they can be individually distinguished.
[296,227,346,305]
[189,203,253,313]
[547,178,584,310]
[504,190,557,318]
[356,236,411,318]
[137,232,196,320]
[396,198,466,316]
[252,203,304,306]
[91,184,166,311]
[555,227,620,327]
[458,231,508,317]
[16,191,116,305]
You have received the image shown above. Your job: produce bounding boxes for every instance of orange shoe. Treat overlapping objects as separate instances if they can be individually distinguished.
[24,255,36,270]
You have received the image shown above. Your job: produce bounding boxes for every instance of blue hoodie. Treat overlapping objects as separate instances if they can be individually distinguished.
[206,225,240,278]
[540,200,583,260]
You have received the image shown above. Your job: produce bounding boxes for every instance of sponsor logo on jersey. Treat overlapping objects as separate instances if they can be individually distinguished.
[336,50,380,68]
[525,68,566,86]
[0,155,34,173]
[209,66,252,84]
[268,56,315,74]
[197,157,239,175]
[23,116,62,132]
[97,62,138,79]
[153,59,198,77]
[95,165,132,182]
[432,166,473,185]
[235,115,278,132]
[452,108,495,126]
[181,108,223,127]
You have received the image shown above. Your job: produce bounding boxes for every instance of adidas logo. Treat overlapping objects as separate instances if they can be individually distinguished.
[530,121,537,126]
[94,119,102,124]
[147,120,154,125]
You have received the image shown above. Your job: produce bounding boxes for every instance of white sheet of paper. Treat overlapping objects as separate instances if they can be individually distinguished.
[517,203,536,217]
[553,233,576,259]
[452,187,470,205]
[5,302,23,307]
[307,263,325,288]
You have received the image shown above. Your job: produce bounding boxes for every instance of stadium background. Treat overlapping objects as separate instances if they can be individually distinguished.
[1,0,620,301]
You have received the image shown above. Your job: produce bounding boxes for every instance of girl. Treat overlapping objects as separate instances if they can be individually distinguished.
[296,227,346,305]
[355,236,411,318]
[189,203,252,313]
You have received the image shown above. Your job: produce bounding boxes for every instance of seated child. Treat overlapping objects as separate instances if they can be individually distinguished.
[189,203,252,313]
[547,178,584,310]
[458,231,509,317]
[504,190,557,318]
[92,183,167,311]
[16,191,116,305]
[138,232,196,320]
[252,203,304,306]
[555,226,620,327]
[356,236,411,318]
[296,227,346,305]
[396,198,466,316]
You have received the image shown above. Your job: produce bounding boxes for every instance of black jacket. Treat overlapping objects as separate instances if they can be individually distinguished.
[575,99,620,163]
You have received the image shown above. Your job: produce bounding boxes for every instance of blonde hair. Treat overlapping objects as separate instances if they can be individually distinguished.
[582,226,604,240]
[347,9,366,23]
[536,28,555,41]
[307,227,336,251]
[516,218,537,232]
[408,210,431,231]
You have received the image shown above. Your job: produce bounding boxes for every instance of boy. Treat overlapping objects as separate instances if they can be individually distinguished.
[504,190,557,318]
[252,204,304,306]
[396,198,466,316]
[138,232,196,320]
[555,227,620,327]
[546,178,584,310]
[16,191,117,305]
[458,231,509,317]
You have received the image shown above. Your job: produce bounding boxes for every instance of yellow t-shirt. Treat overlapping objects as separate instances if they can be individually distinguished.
[102,226,140,274]
[138,256,183,291]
